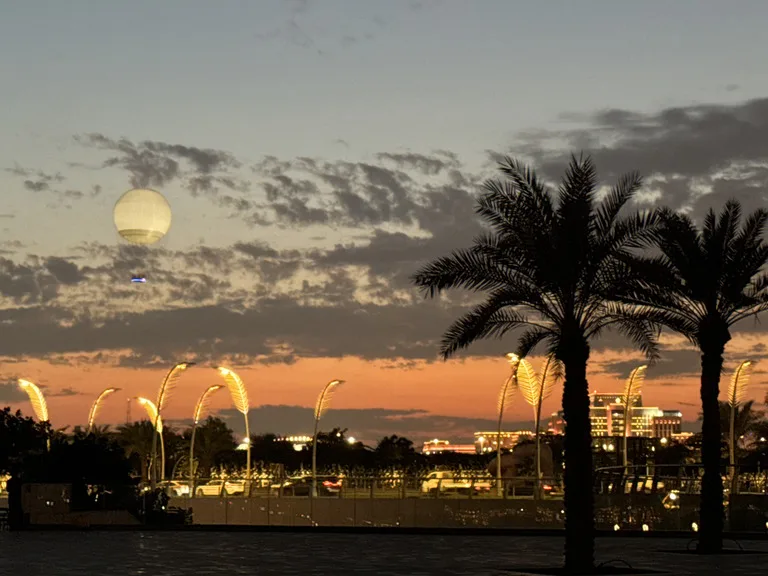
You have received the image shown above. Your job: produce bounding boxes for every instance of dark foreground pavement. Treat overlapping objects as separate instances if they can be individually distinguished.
[1,531,767,575]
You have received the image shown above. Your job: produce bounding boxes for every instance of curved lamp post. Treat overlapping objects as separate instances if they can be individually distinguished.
[495,354,519,496]
[18,378,50,451]
[215,367,251,489]
[138,397,165,483]
[312,379,344,497]
[87,387,121,433]
[189,384,224,492]
[149,362,194,489]
[727,360,752,494]
[621,365,647,469]
[516,356,563,499]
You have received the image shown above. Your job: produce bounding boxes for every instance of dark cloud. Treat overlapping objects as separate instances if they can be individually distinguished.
[511,96,768,220]
[602,349,704,378]
[45,257,86,285]
[43,386,83,397]
[0,377,25,403]
[75,134,247,200]
[0,295,520,364]
[251,153,483,232]
[6,165,66,195]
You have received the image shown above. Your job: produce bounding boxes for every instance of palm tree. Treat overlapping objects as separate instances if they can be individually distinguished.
[412,154,659,573]
[116,421,155,482]
[189,417,237,479]
[619,200,768,552]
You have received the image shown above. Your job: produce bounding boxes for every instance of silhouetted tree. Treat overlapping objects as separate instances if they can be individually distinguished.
[187,417,237,477]
[117,421,155,481]
[412,154,659,573]
[621,201,768,552]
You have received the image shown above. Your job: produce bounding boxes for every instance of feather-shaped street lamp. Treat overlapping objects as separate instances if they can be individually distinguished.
[149,362,194,488]
[516,355,563,497]
[495,354,520,496]
[18,378,50,450]
[727,360,752,492]
[215,367,251,487]
[137,397,165,482]
[621,365,647,468]
[312,379,344,497]
[87,387,120,433]
[189,384,224,491]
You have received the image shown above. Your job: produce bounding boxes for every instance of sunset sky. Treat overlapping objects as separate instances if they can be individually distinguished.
[2,1,768,443]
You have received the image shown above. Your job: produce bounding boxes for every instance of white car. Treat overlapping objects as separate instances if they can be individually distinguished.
[161,481,190,497]
[195,479,246,496]
[421,471,492,493]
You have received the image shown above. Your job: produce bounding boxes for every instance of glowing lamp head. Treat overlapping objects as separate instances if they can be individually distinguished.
[505,353,520,364]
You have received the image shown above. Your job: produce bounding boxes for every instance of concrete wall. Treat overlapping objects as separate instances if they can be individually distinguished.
[170,494,768,531]
[171,497,567,529]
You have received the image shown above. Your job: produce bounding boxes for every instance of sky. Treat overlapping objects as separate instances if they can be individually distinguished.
[2,0,768,443]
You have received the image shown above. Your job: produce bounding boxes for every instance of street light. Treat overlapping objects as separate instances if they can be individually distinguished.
[495,353,519,496]
[137,397,165,483]
[87,387,121,433]
[312,379,344,497]
[150,362,194,489]
[189,384,224,492]
[18,378,50,451]
[215,367,251,489]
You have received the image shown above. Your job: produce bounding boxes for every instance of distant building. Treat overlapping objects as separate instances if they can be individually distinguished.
[653,410,683,438]
[547,392,683,439]
[473,431,534,453]
[421,439,476,455]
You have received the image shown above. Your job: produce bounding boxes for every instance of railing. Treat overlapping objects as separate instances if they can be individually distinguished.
[594,464,768,496]
[164,475,564,499]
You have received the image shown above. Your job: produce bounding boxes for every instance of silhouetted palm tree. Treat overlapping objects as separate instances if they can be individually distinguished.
[117,421,155,481]
[715,400,766,442]
[189,417,237,478]
[412,154,659,573]
[619,200,768,552]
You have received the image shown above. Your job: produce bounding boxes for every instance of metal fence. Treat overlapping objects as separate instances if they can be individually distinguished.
[163,475,563,499]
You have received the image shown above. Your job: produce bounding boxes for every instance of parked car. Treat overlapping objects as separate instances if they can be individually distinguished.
[194,479,246,496]
[420,471,492,494]
[270,476,337,497]
[160,480,190,497]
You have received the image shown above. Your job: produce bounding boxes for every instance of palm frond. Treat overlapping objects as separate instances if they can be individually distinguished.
[137,397,162,432]
[216,367,249,415]
[17,379,49,422]
[593,171,644,238]
[727,360,752,407]
[621,365,647,409]
[439,296,529,359]
[315,379,343,420]
[193,384,224,425]
[156,362,194,412]
[88,387,120,430]
[515,326,553,358]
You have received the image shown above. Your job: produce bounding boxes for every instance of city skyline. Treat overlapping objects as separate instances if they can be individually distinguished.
[3,1,768,442]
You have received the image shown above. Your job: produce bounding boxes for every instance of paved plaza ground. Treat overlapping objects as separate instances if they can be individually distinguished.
[1,530,767,575]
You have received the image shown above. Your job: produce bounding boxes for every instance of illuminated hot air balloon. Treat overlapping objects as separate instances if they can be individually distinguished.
[113,188,172,246]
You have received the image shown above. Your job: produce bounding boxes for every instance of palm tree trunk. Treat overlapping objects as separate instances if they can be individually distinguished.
[561,340,594,573]
[697,344,725,553]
